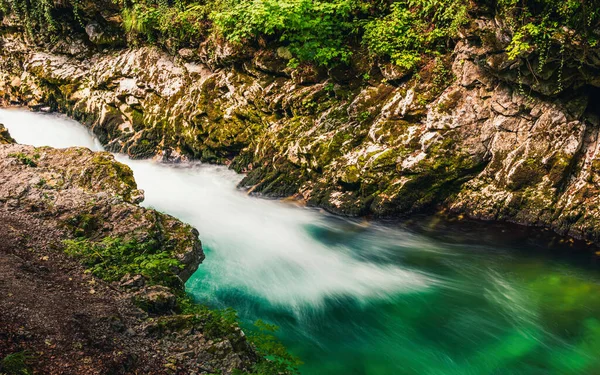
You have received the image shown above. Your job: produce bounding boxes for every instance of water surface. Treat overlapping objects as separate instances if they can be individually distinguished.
[3,107,600,375]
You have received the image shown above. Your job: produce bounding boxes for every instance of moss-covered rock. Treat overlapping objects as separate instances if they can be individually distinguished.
[0,124,15,144]
[0,144,203,282]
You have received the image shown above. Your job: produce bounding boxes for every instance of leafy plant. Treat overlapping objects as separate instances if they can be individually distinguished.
[363,0,469,71]
[0,352,32,375]
[211,0,364,66]
[122,1,210,48]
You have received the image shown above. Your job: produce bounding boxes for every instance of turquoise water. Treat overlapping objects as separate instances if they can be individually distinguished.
[187,215,600,375]
[3,107,600,375]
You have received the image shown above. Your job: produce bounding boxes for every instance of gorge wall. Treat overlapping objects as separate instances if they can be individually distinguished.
[2,7,600,245]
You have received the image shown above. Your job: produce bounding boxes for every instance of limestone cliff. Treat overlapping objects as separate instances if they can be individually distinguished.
[1,9,600,245]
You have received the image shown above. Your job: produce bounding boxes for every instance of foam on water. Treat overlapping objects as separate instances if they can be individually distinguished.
[2,107,433,308]
[0,108,103,151]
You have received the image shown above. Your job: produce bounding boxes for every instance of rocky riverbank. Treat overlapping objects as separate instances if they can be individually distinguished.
[1,3,600,246]
[0,125,258,374]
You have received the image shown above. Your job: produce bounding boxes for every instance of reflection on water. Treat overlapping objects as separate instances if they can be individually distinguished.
[3,107,600,375]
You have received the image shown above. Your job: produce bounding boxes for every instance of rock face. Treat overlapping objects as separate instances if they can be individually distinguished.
[1,15,600,244]
[0,144,203,281]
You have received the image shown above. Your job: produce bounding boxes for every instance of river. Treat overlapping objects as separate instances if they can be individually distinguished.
[2,107,600,375]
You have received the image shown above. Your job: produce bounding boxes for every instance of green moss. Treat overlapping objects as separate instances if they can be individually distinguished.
[130,109,146,131]
[64,237,183,286]
[508,157,544,191]
[371,137,486,215]
[341,165,360,184]
[65,213,102,238]
[8,152,37,167]
[89,154,138,198]
[128,138,157,158]
[547,152,572,188]
[0,351,33,375]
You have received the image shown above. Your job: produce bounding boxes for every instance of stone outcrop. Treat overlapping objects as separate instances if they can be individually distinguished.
[0,144,203,280]
[1,13,600,245]
[0,128,258,374]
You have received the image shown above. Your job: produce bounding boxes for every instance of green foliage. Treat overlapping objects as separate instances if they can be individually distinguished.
[363,0,469,70]
[2,0,599,76]
[63,237,183,285]
[212,0,364,66]
[122,0,210,48]
[1,0,58,36]
[8,152,37,167]
[503,0,600,65]
[0,352,32,375]
[246,320,303,375]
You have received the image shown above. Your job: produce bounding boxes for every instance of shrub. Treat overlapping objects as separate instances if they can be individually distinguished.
[122,1,211,48]
[503,0,600,62]
[0,0,82,36]
[363,0,469,71]
[211,0,363,66]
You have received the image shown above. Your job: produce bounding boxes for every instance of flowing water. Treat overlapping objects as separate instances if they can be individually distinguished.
[3,107,600,375]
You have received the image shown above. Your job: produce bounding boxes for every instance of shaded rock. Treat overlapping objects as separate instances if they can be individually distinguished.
[132,286,177,315]
[85,22,124,46]
[378,62,410,82]
[120,274,146,291]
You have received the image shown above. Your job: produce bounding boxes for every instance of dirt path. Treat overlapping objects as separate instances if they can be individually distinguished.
[0,209,168,374]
